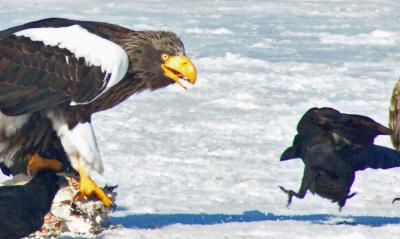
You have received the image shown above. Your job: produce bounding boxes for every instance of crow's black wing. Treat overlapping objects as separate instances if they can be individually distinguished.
[312,108,392,146]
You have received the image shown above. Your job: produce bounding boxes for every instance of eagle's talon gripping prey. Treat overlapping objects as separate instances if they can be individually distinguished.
[0,18,197,207]
[71,158,114,207]
[73,176,114,208]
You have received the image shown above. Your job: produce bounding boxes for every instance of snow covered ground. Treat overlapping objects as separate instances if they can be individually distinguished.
[1,0,400,238]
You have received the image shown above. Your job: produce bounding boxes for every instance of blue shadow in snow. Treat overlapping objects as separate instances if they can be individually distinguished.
[110,210,400,229]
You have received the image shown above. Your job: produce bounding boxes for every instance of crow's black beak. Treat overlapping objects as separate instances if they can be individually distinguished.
[280,146,299,161]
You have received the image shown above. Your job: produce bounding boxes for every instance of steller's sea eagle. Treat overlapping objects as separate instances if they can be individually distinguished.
[0,18,197,207]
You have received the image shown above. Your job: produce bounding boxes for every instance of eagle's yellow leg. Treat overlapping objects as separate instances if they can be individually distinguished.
[27,154,63,175]
[75,160,113,207]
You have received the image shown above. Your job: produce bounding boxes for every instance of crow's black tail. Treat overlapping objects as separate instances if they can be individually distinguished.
[340,145,400,171]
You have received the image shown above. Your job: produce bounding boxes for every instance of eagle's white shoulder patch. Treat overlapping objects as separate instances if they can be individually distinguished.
[15,25,129,105]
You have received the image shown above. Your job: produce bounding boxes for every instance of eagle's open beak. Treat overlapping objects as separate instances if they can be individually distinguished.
[162,56,197,89]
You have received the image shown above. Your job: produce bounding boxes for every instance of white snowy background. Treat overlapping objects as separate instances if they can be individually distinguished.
[2,0,400,238]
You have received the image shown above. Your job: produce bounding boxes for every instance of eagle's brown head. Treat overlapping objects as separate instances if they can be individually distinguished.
[121,31,197,90]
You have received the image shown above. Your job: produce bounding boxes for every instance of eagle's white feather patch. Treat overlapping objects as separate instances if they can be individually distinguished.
[15,25,129,105]
[47,112,103,174]
[0,113,31,165]
[0,113,30,137]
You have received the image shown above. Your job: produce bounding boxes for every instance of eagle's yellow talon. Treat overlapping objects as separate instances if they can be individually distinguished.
[77,165,113,207]
[27,154,63,175]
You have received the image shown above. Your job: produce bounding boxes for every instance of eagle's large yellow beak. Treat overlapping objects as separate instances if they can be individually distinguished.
[161,55,197,89]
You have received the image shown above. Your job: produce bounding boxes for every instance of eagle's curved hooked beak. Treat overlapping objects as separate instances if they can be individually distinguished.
[161,55,197,89]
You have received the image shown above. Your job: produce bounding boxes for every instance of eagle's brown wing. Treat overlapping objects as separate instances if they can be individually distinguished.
[0,35,106,116]
[389,79,400,149]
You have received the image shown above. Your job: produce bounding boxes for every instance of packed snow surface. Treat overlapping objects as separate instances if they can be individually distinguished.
[1,0,400,238]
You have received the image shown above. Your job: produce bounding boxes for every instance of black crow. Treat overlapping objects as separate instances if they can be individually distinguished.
[280,107,400,209]
[0,169,67,239]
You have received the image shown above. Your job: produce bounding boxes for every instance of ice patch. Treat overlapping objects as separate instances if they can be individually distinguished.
[194,53,270,72]
[130,23,161,31]
[185,27,233,35]
[251,38,276,48]
[281,30,399,46]
[320,30,400,46]
[84,7,102,14]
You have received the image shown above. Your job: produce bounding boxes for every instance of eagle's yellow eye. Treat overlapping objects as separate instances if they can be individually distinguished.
[161,54,169,61]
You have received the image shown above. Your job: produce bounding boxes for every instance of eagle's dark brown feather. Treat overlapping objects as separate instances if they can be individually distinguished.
[0,35,107,115]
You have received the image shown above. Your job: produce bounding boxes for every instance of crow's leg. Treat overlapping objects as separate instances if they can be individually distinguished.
[279,186,306,207]
[279,167,312,207]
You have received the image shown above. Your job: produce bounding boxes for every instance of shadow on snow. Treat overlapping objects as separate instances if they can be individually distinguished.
[110,210,400,229]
